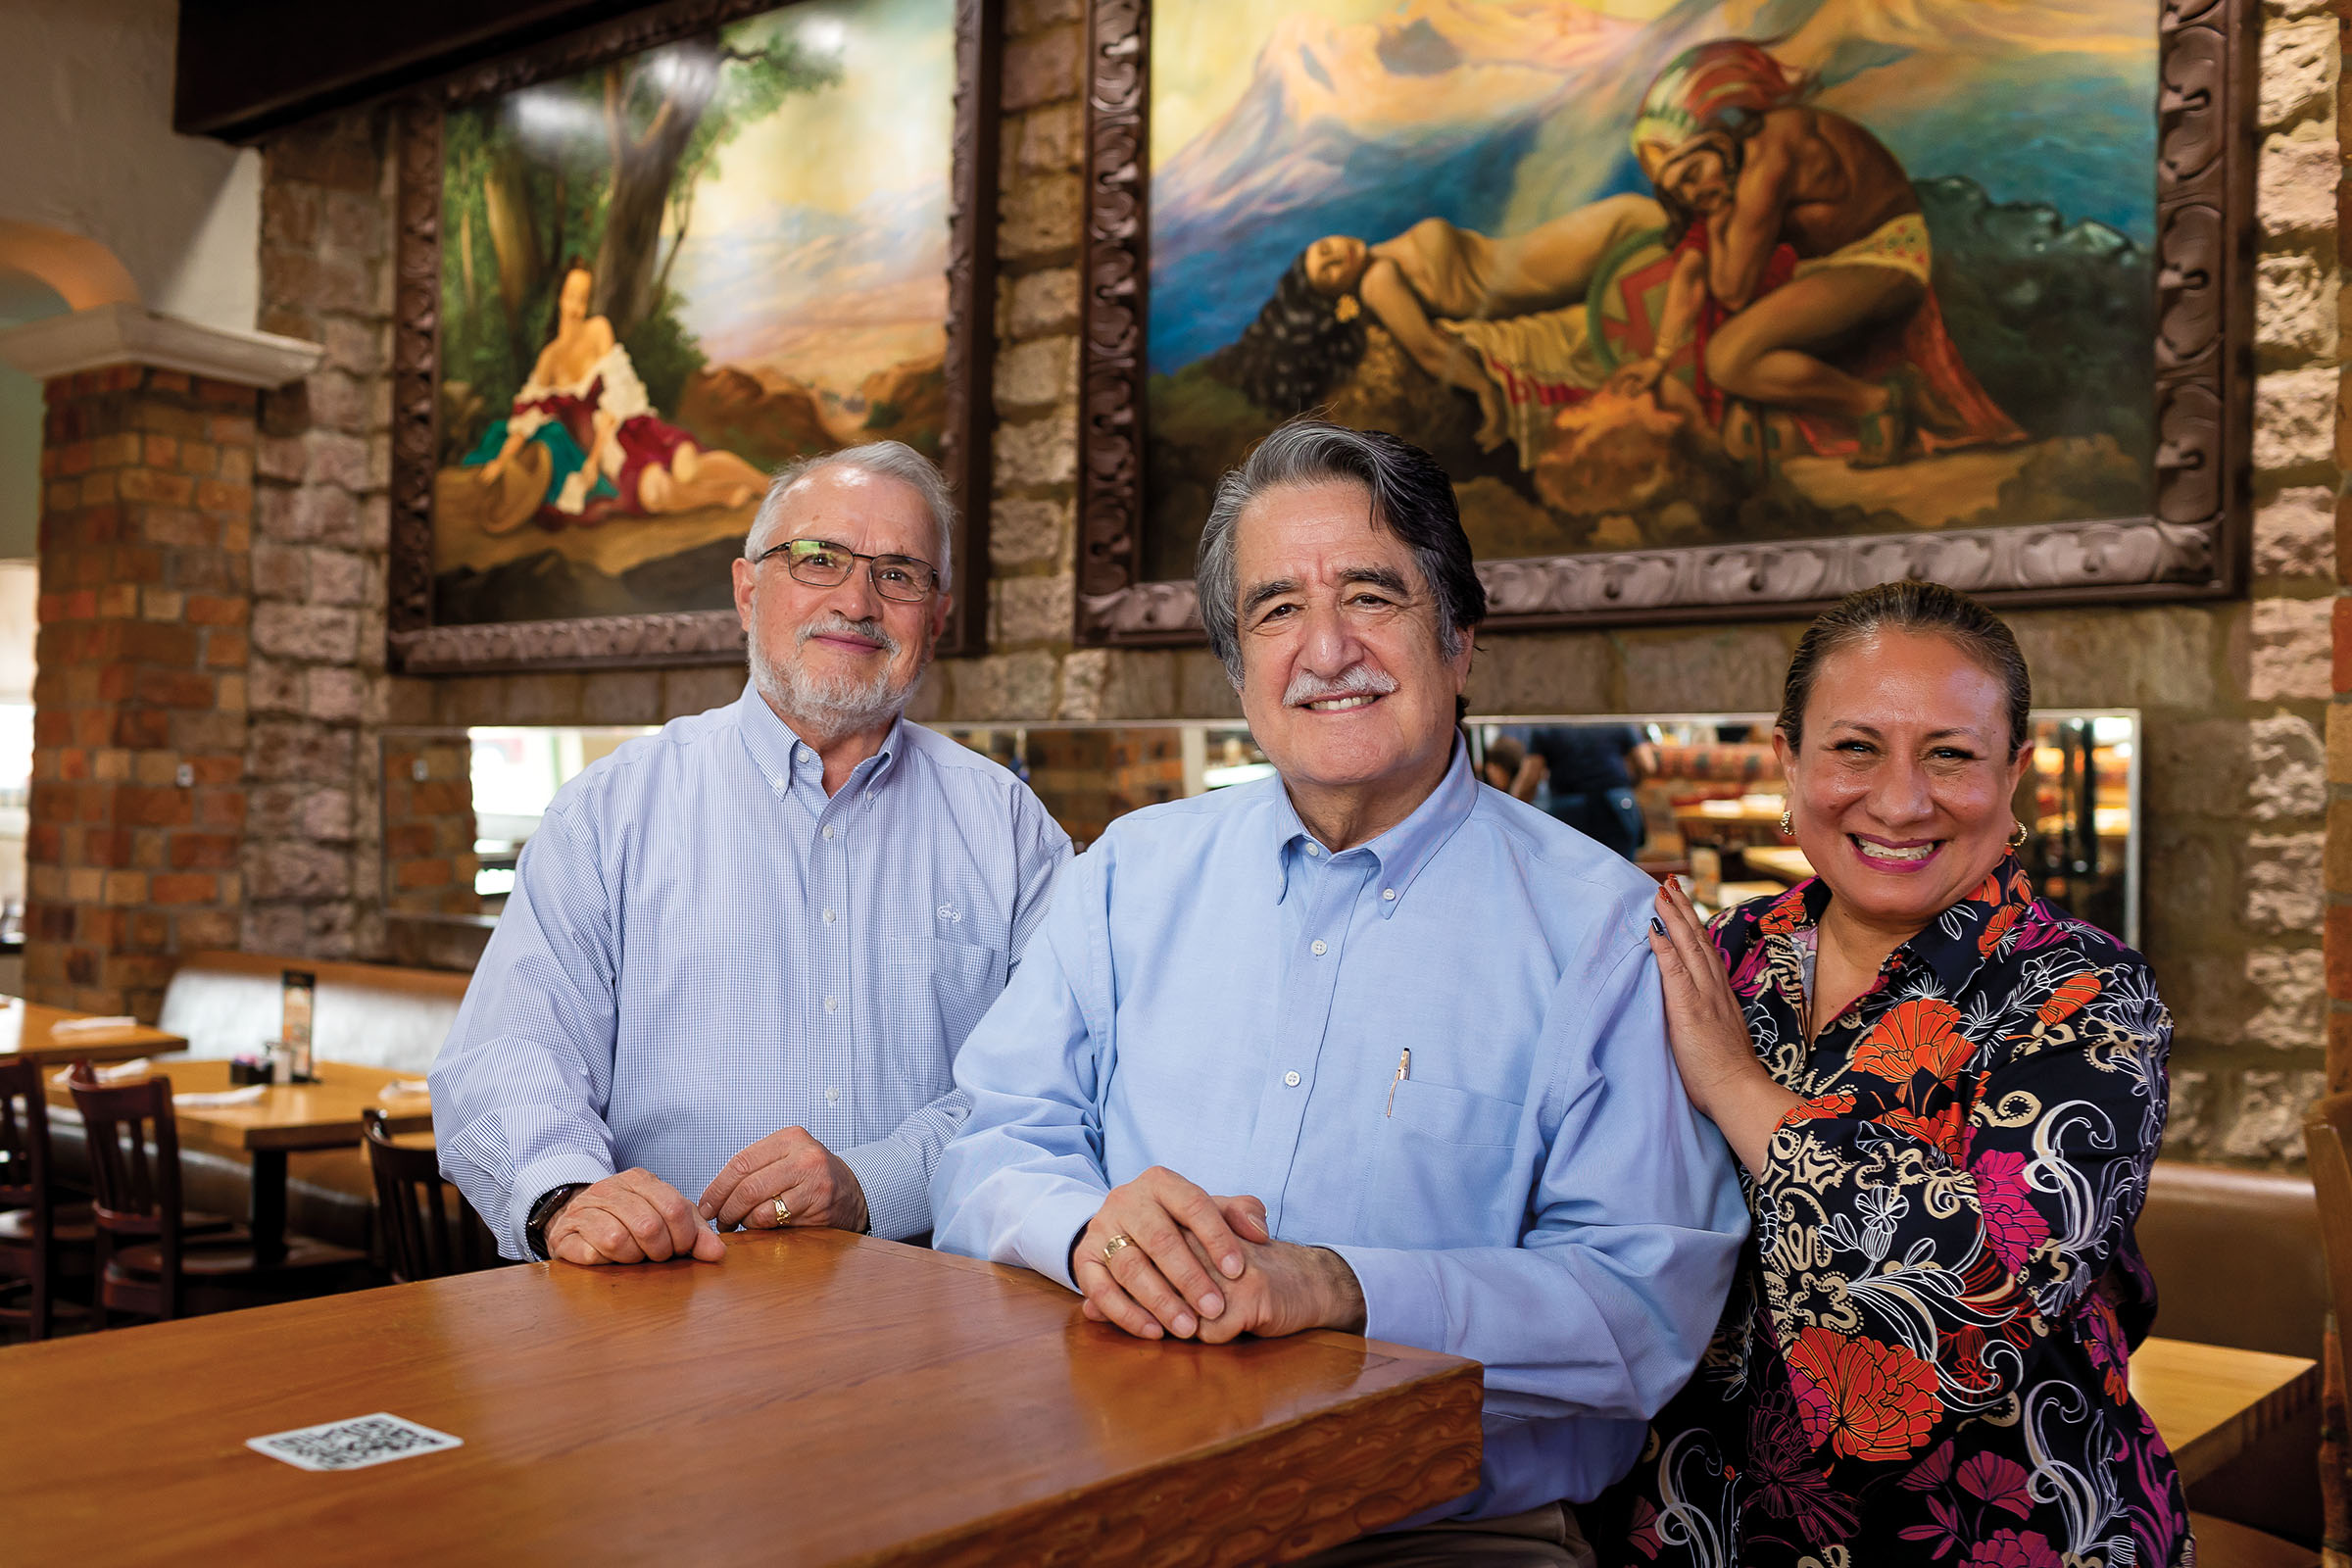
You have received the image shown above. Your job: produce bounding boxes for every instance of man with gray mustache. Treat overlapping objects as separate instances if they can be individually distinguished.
[933,420,1743,1563]
[432,442,1070,1264]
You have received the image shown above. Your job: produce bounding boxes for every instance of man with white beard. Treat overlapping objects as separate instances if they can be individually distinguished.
[432,442,1070,1264]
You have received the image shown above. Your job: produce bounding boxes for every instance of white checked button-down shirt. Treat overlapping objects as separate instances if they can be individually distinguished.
[431,683,1070,1256]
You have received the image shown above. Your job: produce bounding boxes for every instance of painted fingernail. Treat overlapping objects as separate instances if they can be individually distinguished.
[1200,1293,1224,1318]
[1174,1313,1197,1337]
[1650,916,1667,936]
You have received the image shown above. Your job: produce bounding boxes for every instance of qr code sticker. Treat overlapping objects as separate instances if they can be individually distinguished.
[247,1412,463,1473]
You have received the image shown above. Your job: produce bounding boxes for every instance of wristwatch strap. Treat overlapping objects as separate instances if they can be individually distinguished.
[525,1182,592,1261]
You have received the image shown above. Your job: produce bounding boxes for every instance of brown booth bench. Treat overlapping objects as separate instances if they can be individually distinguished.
[2135,1158,2326,1547]
[48,952,470,1253]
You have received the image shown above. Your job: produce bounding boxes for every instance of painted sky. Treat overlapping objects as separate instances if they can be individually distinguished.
[1147,0,2159,370]
[669,0,953,379]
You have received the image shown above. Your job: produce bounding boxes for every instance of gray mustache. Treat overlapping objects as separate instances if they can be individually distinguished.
[1283,664,1397,706]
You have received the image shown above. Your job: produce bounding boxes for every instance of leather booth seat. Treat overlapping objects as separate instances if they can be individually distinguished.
[2135,1159,2324,1544]
[49,952,470,1254]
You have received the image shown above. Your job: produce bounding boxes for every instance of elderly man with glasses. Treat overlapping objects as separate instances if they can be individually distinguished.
[932,420,1744,1564]
[432,441,1070,1265]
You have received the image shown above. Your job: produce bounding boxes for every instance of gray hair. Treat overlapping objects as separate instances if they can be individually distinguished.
[1195,418,1486,684]
[744,440,956,591]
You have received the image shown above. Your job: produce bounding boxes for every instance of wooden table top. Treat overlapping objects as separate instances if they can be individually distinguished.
[0,1229,1484,1567]
[2132,1335,2321,1486]
[0,996,185,1067]
[44,1055,432,1153]
[1741,846,1815,884]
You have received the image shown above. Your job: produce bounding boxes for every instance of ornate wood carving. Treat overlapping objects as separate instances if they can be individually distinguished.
[387,0,1001,675]
[1073,0,2257,645]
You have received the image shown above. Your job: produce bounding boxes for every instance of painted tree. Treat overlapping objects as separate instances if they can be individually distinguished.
[591,31,838,340]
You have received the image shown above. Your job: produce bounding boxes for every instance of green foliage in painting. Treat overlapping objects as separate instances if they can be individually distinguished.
[437,22,840,438]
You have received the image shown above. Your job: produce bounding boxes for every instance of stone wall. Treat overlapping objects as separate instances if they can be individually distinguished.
[221,0,2341,1166]
[248,110,400,965]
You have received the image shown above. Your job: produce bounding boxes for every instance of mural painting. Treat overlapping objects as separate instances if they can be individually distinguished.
[1143,0,2158,580]
[429,0,957,626]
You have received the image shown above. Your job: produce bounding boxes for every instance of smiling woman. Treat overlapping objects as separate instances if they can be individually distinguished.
[1598,579,2190,1567]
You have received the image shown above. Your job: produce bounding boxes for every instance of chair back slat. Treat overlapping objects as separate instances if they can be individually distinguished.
[363,1110,497,1282]
[0,1057,45,1211]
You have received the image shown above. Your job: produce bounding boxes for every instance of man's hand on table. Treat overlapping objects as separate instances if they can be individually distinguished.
[1070,1167,1360,1342]
[545,1168,726,1265]
[698,1126,869,1235]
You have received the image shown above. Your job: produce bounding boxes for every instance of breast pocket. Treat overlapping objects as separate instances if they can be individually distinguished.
[1369,1078,1529,1249]
[879,934,1006,1056]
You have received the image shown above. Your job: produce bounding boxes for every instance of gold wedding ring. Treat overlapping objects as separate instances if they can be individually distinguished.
[1100,1233,1133,1264]
[772,1196,791,1227]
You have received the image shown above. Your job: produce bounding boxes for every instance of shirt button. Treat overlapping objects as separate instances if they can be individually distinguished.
[1382,889,1396,902]
[822,908,836,924]
[1304,844,1319,858]
[826,1087,842,1104]
[1310,939,1328,956]
[1284,1071,1301,1087]
[823,997,839,1013]
[822,823,836,841]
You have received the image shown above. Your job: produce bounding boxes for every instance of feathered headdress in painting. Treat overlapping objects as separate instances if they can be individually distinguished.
[1630,38,1815,174]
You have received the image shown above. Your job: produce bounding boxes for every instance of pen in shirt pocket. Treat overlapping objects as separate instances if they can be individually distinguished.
[1386,1048,1410,1116]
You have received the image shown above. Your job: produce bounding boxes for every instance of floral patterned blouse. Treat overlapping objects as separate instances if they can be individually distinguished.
[1600,858,2191,1568]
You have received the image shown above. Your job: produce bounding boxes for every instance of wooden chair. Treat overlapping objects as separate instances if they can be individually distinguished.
[2304,1094,2352,1568]
[67,1064,360,1326]
[0,1057,92,1341]
[362,1109,501,1282]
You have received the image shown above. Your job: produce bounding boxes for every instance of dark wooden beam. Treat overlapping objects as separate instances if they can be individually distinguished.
[174,0,646,142]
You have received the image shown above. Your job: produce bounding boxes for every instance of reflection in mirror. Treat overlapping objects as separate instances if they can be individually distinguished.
[388,710,2136,949]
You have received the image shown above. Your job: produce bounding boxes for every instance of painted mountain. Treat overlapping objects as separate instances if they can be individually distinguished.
[1149,0,2156,373]
[1144,0,2158,577]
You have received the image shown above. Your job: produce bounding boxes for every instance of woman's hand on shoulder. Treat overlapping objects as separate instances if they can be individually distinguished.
[1648,877,1799,1171]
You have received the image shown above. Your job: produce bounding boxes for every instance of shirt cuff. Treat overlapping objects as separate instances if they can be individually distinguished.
[506,1152,619,1260]
[1324,1244,1446,1352]
[1014,1185,1111,1291]
[837,1136,931,1243]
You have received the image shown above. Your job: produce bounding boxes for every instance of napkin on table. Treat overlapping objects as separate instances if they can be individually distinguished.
[172,1086,270,1108]
[48,1015,138,1037]
[377,1079,430,1099]
[48,1057,150,1088]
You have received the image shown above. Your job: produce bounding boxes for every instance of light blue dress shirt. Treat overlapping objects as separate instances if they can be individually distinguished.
[431,683,1070,1257]
[931,744,1747,1518]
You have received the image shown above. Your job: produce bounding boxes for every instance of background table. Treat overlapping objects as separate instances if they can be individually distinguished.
[0,996,184,1067]
[47,1056,430,1263]
[2132,1335,2321,1485]
[0,1229,1484,1566]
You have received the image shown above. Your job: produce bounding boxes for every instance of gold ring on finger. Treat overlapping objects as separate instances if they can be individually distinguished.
[772,1196,791,1227]
[1100,1232,1132,1265]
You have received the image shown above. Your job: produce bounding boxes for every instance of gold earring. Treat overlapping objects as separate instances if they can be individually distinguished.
[1779,806,1793,837]
[2008,819,2029,850]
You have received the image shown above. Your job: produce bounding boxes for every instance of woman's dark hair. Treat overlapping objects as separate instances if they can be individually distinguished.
[1777,580,2033,754]
[1206,251,1369,414]
[1197,418,1485,696]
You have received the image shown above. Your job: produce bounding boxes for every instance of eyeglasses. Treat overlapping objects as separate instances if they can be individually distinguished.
[753,538,939,603]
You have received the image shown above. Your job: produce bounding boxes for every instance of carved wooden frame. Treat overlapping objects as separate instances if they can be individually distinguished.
[389,0,1002,673]
[1073,0,2257,643]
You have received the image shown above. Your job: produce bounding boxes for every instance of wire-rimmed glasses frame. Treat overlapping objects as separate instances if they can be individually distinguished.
[752,538,940,604]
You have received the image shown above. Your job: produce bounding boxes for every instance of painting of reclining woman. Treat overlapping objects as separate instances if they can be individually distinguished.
[1143,0,2157,579]
[430,0,957,626]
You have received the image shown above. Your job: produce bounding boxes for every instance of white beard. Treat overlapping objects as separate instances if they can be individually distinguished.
[749,609,926,745]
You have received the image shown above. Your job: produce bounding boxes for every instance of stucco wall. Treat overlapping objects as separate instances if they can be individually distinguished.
[0,0,260,332]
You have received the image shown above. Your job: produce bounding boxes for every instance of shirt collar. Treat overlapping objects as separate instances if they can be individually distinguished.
[733,680,907,802]
[1763,853,2036,992]
[1268,738,1478,917]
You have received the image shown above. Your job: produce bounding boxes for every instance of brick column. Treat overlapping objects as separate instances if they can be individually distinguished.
[25,368,258,1017]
